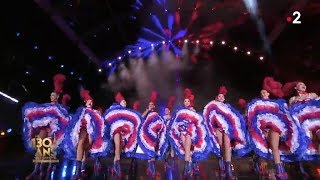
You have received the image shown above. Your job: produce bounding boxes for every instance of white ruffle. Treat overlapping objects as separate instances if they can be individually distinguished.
[248,100,301,155]
[204,101,247,150]
[140,112,165,152]
[171,109,208,155]
[104,109,141,153]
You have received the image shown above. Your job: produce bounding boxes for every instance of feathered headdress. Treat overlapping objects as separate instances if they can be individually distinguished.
[166,96,176,110]
[184,88,195,106]
[80,89,92,102]
[97,107,104,115]
[115,92,125,103]
[150,91,158,103]
[218,86,228,95]
[238,98,247,109]
[61,94,71,106]
[53,74,66,94]
[133,100,140,110]
[282,81,299,97]
[263,77,284,98]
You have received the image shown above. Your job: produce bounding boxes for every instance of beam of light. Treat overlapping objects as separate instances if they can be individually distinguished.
[155,0,166,6]
[243,0,271,55]
[131,5,140,11]
[142,28,165,40]
[172,29,187,40]
[168,14,174,31]
[243,0,258,16]
[151,15,165,33]
[0,91,19,103]
[170,42,182,55]
[108,66,117,76]
[135,0,143,6]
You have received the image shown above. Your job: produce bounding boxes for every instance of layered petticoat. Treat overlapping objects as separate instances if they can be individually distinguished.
[22,102,70,153]
[203,101,251,157]
[64,107,109,159]
[290,99,320,161]
[103,103,141,157]
[136,112,168,159]
[247,99,306,161]
[169,108,211,161]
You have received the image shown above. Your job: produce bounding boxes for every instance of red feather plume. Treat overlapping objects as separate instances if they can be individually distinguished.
[263,77,284,98]
[53,74,66,94]
[80,89,92,102]
[219,86,228,95]
[61,94,71,106]
[133,100,140,110]
[115,92,125,103]
[150,91,157,103]
[238,98,247,109]
[167,96,176,110]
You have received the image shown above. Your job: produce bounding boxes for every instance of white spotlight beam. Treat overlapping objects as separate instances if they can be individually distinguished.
[0,91,19,103]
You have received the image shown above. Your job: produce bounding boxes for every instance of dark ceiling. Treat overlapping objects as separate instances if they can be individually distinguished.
[1,0,320,133]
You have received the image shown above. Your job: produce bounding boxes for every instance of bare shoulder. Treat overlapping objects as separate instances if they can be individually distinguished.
[289,96,295,106]
[310,92,318,99]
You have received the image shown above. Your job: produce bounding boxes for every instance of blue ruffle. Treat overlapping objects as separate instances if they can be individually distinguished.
[247,98,307,162]
[103,105,142,157]
[169,108,211,162]
[22,102,70,154]
[64,107,109,159]
[137,112,168,159]
[290,99,320,161]
[203,101,251,157]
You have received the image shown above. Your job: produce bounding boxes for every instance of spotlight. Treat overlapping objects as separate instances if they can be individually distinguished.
[259,56,264,60]
[98,68,102,72]
[184,39,188,43]
[34,45,39,50]
[162,41,165,44]
[0,131,5,136]
[70,71,74,75]
[168,40,171,43]
[233,46,238,50]
[78,77,82,81]
[7,129,12,133]
[165,9,168,12]
[210,41,213,45]
[247,51,251,55]
[196,40,199,44]
[139,47,142,50]
[221,41,226,45]
[0,91,19,103]
[178,7,180,10]
[128,50,131,54]
[16,32,20,37]
[48,56,53,60]
[118,56,121,60]
[60,64,64,68]
[41,80,45,83]
[108,62,112,67]
[25,71,29,75]
[151,43,154,47]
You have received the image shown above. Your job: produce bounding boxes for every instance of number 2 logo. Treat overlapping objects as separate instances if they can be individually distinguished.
[292,11,301,24]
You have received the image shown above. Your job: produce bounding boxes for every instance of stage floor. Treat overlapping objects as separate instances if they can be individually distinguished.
[1,154,319,180]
